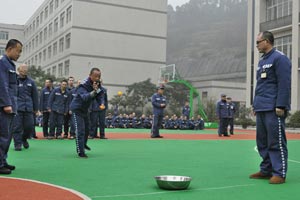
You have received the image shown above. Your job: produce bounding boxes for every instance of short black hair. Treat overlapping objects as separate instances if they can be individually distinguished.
[89,67,100,75]
[68,76,74,80]
[5,39,23,50]
[261,31,274,45]
[61,79,68,84]
[46,78,53,83]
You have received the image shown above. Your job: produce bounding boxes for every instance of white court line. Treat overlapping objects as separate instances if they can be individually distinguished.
[253,146,300,164]
[91,184,255,199]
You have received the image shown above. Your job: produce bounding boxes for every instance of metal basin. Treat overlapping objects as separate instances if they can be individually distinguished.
[154,175,192,190]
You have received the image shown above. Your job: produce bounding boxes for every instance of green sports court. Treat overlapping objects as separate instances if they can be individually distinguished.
[1,128,300,200]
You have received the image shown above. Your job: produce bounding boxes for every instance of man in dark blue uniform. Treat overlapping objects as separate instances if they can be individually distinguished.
[216,94,230,137]
[250,31,291,184]
[48,80,69,139]
[226,97,236,135]
[0,39,22,174]
[151,84,167,138]
[70,68,103,158]
[12,64,39,150]
[63,76,75,139]
[89,79,107,139]
[182,101,190,119]
[39,78,53,138]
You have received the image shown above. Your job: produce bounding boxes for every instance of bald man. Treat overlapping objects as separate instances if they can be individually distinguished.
[12,64,39,151]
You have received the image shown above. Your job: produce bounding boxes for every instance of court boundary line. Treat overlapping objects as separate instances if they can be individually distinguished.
[0,177,91,200]
[91,184,255,199]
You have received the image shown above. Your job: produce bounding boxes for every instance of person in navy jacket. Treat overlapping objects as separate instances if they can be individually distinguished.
[12,64,39,150]
[226,97,236,135]
[151,84,167,138]
[216,94,229,137]
[0,39,22,174]
[70,68,104,158]
[250,31,291,184]
[39,78,53,138]
[48,80,69,139]
[182,101,190,119]
[63,76,75,139]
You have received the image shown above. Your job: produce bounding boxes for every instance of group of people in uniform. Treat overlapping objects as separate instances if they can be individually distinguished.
[216,94,236,137]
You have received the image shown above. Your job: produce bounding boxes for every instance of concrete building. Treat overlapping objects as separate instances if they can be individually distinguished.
[247,0,299,112]
[0,23,24,63]
[22,0,167,97]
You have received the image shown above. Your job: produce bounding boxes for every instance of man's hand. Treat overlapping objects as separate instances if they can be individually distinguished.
[276,108,285,117]
[3,106,12,114]
[251,107,256,116]
[93,81,99,91]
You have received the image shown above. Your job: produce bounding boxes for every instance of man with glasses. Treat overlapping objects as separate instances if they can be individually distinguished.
[250,31,291,184]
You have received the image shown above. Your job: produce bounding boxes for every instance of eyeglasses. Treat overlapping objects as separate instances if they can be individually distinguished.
[256,39,266,45]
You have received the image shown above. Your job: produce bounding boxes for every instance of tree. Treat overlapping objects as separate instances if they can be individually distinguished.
[27,65,58,89]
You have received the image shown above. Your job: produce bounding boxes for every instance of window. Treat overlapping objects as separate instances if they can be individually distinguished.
[29,24,32,35]
[45,6,49,19]
[54,18,58,32]
[39,52,42,64]
[33,21,36,31]
[66,6,72,23]
[36,16,39,27]
[35,55,38,65]
[29,42,31,53]
[52,66,57,76]
[266,0,292,21]
[47,68,51,74]
[274,35,292,60]
[60,12,65,28]
[39,31,43,44]
[53,42,57,55]
[35,35,38,47]
[64,60,69,76]
[0,47,5,55]
[0,31,9,40]
[59,37,64,52]
[40,11,44,24]
[50,0,54,14]
[65,33,71,49]
[58,63,63,77]
[48,23,53,37]
[48,45,52,59]
[44,27,48,41]
[55,0,59,9]
[43,49,47,61]
[32,39,35,50]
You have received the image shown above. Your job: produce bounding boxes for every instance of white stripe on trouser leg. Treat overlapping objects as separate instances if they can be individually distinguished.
[151,115,155,135]
[278,117,286,177]
[73,113,80,154]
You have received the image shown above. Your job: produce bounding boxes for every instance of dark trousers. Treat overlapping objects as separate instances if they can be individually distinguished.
[72,112,89,155]
[12,111,34,147]
[151,114,163,137]
[64,113,71,136]
[90,111,106,137]
[0,111,14,167]
[42,112,50,137]
[256,111,288,178]
[228,118,234,134]
[218,118,229,136]
[49,111,64,137]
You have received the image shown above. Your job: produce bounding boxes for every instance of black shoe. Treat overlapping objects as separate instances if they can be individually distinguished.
[23,140,29,149]
[100,137,108,139]
[0,166,11,174]
[78,153,88,158]
[15,145,22,151]
[151,135,163,138]
[4,164,15,171]
[84,145,91,151]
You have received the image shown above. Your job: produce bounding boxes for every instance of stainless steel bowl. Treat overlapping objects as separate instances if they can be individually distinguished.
[154,175,192,190]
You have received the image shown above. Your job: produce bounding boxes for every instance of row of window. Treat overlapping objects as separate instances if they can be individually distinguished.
[25,33,71,66]
[24,4,71,56]
[25,2,72,39]
[45,60,70,77]
[0,46,5,55]
[266,0,292,21]
[0,31,9,40]
[274,35,292,60]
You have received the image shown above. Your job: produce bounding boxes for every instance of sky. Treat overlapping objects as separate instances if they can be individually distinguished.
[0,0,190,25]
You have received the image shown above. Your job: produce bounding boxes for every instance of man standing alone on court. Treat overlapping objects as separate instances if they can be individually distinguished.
[0,39,23,174]
[151,84,166,138]
[250,31,291,184]
[216,94,229,137]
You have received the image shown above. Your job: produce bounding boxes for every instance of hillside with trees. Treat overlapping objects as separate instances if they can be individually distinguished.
[167,0,248,82]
